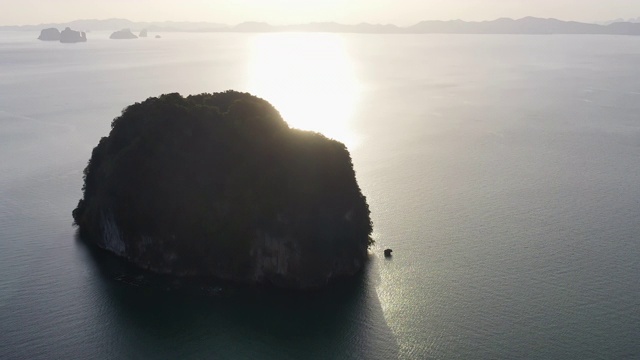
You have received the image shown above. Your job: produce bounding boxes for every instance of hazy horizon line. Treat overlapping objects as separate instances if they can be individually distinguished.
[2,15,636,28]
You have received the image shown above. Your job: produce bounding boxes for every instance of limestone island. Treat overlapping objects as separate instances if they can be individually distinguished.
[38,27,87,43]
[73,91,373,289]
[38,28,61,41]
[60,27,87,43]
[139,29,148,37]
[110,29,138,39]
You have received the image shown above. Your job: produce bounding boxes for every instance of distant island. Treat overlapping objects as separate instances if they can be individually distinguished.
[60,27,87,43]
[37,27,86,43]
[110,28,137,39]
[8,17,640,35]
[72,91,373,289]
[37,28,60,40]
[3,18,227,32]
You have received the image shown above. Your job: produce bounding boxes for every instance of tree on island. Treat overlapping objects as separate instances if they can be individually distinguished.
[73,91,373,289]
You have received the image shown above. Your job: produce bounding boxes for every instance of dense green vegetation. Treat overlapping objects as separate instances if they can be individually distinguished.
[73,91,372,284]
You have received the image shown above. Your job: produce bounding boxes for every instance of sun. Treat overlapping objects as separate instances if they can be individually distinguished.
[247,33,361,148]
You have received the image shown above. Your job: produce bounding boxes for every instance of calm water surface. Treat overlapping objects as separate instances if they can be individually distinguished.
[1,31,640,359]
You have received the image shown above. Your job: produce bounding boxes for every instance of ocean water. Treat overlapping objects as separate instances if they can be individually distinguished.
[1,31,640,359]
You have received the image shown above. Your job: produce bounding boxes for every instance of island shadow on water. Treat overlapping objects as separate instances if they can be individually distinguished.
[76,233,399,359]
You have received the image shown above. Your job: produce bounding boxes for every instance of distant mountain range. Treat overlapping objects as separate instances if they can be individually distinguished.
[404,17,640,35]
[598,17,640,25]
[4,17,640,35]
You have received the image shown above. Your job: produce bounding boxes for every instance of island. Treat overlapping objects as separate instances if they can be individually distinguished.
[139,29,148,37]
[38,28,61,41]
[60,27,87,43]
[109,28,138,39]
[38,27,86,43]
[72,91,373,289]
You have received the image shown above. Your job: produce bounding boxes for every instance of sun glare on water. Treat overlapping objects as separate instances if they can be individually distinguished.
[247,33,361,148]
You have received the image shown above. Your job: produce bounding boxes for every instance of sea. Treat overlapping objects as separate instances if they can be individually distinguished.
[1,31,640,359]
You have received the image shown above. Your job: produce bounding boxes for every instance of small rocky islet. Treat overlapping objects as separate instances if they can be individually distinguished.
[109,28,138,39]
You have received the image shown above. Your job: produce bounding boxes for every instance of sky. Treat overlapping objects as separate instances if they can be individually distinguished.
[3,0,640,26]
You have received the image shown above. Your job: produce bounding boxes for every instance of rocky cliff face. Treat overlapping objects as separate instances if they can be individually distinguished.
[98,211,126,256]
[91,212,366,289]
[248,230,365,288]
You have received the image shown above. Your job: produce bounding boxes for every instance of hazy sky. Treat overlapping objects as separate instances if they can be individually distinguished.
[3,0,640,26]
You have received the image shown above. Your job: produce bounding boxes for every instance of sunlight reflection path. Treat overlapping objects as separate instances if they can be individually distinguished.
[247,33,361,148]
